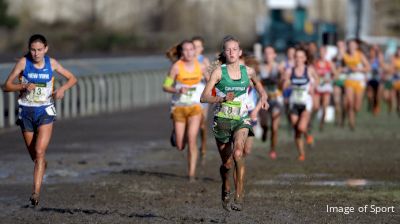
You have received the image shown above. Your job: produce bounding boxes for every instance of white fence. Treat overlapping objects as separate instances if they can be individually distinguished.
[0,69,169,129]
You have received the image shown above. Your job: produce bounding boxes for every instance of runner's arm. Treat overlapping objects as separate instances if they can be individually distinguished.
[308,66,317,95]
[201,63,210,81]
[247,67,268,109]
[360,53,371,73]
[2,58,30,92]
[200,68,223,103]
[309,66,319,85]
[51,58,77,99]
[251,96,263,120]
[389,57,397,74]
[329,61,338,80]
[278,61,286,76]
[281,68,291,90]
[163,63,181,94]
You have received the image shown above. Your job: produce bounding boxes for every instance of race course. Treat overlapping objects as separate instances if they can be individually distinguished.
[0,104,399,223]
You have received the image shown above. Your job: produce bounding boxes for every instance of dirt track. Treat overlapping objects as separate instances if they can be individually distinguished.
[0,105,399,223]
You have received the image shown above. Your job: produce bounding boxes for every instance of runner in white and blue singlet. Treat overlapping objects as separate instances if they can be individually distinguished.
[3,34,77,206]
[283,48,317,161]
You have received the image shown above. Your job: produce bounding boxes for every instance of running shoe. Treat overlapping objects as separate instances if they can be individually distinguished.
[30,193,39,206]
[231,197,243,211]
[298,154,305,161]
[373,106,380,116]
[221,188,231,211]
[268,150,277,160]
[189,176,196,183]
[306,135,314,146]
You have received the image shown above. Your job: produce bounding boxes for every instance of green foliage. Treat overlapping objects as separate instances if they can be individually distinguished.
[0,0,18,29]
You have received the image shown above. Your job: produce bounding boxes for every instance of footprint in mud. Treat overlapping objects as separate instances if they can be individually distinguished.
[78,160,87,165]
[108,162,122,166]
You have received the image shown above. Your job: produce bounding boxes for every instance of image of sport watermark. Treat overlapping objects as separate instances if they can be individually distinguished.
[326,205,396,215]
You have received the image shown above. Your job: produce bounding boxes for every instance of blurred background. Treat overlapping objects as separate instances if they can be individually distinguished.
[0,0,400,60]
[0,2,399,223]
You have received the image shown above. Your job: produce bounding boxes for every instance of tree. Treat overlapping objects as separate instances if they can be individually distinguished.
[0,0,18,29]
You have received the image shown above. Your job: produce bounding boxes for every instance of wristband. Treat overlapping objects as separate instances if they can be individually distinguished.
[163,76,174,88]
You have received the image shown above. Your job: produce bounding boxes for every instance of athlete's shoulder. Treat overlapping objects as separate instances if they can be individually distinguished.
[17,56,27,65]
[210,64,222,79]
[307,65,317,74]
[244,65,255,74]
[49,57,61,70]
[14,56,28,70]
[49,57,56,64]
[170,60,181,73]
[214,65,223,75]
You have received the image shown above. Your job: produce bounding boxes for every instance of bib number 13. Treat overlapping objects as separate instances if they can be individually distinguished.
[32,86,47,102]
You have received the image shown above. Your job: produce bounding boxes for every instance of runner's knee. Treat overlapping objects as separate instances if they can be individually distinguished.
[221,161,233,171]
[297,124,307,134]
[233,149,243,161]
[35,150,46,160]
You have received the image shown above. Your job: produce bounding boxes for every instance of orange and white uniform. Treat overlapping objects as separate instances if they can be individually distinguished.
[343,51,366,93]
[171,59,203,122]
[392,57,400,90]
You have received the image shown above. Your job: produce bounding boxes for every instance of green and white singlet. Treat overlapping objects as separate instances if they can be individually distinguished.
[214,64,252,120]
[212,64,254,143]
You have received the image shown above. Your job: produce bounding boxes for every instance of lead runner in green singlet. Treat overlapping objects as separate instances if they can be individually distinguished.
[200,35,269,212]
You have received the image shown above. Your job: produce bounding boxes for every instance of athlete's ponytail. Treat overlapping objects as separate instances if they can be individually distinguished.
[165,43,180,63]
[217,52,226,64]
[166,40,194,63]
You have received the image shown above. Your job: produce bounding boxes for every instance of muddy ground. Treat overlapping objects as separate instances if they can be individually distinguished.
[0,105,399,223]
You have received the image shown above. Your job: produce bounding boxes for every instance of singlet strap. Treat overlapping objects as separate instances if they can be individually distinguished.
[221,64,228,79]
[239,64,246,76]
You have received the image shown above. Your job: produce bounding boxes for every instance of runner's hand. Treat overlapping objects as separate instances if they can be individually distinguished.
[179,87,188,94]
[225,92,235,101]
[53,89,65,100]
[24,83,36,91]
[250,109,258,121]
[261,100,269,110]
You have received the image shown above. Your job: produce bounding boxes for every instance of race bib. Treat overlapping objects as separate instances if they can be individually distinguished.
[291,86,307,103]
[338,73,347,80]
[45,105,57,116]
[178,87,197,104]
[319,73,331,86]
[348,72,364,81]
[216,101,241,120]
[27,83,49,102]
